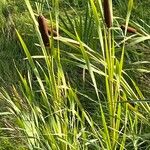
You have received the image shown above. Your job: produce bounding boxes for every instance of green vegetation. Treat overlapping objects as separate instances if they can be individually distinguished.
[0,0,150,149]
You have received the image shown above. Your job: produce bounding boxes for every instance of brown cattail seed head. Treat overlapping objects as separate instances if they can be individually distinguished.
[38,15,50,46]
[103,0,112,28]
[121,25,137,33]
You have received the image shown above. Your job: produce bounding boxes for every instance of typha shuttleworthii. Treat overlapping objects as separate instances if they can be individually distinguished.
[38,15,58,47]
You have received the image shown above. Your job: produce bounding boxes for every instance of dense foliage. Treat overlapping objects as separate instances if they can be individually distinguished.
[0,0,150,149]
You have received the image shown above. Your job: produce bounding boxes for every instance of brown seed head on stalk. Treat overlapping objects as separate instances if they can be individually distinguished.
[38,15,59,47]
[38,15,50,46]
[103,0,112,28]
[121,25,137,34]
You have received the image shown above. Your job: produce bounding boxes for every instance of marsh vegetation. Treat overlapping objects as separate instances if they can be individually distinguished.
[0,0,150,149]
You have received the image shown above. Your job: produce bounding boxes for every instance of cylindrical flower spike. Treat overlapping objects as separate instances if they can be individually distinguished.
[38,15,59,47]
[38,15,50,46]
[103,0,112,28]
[121,25,137,34]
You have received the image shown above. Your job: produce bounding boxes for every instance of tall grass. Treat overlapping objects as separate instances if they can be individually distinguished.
[0,0,150,149]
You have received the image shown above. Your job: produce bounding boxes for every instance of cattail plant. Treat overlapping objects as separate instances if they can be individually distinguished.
[2,0,150,149]
[121,24,137,33]
[38,15,50,46]
[103,0,113,28]
[38,15,58,47]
